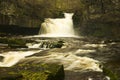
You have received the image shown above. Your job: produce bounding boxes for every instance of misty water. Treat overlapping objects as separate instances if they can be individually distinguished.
[0,13,120,80]
[38,13,76,37]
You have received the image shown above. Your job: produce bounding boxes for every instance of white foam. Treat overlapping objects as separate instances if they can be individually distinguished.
[75,49,96,54]
[83,44,106,48]
[26,43,41,48]
[105,76,110,80]
[33,52,102,72]
[38,13,77,37]
[0,50,41,67]
[88,78,93,80]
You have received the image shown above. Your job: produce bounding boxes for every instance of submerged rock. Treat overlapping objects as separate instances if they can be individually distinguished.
[26,40,64,49]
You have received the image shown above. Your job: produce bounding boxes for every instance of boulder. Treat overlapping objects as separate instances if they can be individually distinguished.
[0,63,65,80]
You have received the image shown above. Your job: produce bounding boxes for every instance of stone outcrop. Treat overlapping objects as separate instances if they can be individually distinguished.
[80,0,120,38]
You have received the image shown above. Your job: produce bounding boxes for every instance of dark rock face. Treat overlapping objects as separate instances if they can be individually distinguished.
[0,0,120,38]
[80,0,120,38]
[0,25,40,35]
[0,0,84,27]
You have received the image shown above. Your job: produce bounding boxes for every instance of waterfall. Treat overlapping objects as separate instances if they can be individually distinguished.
[39,13,76,37]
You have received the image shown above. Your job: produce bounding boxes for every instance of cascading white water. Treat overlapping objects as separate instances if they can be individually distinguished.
[24,49,102,72]
[0,50,41,67]
[0,39,104,72]
[39,13,76,37]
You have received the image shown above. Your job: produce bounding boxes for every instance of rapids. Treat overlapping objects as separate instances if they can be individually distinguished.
[0,37,120,80]
[0,50,41,67]
[0,37,103,71]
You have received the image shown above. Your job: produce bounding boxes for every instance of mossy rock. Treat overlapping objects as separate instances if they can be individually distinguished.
[39,40,64,48]
[0,63,65,80]
[0,38,25,44]
[0,73,23,80]
[20,71,50,80]
[0,38,28,48]
[8,44,28,48]
[103,67,119,80]
[50,41,64,48]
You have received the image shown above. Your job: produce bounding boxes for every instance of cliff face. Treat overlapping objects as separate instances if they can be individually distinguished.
[0,0,84,27]
[0,0,120,38]
[80,0,120,38]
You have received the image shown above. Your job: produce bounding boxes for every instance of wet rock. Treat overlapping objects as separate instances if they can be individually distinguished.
[65,71,106,80]
[0,25,40,36]
[0,37,28,48]
[0,73,23,80]
[9,44,28,48]
[0,56,4,62]
[0,38,25,45]
[27,40,64,49]
[0,63,65,80]
[50,41,64,48]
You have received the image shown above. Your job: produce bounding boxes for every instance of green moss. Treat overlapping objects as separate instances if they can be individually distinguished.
[20,71,50,80]
[50,41,64,48]
[0,73,23,80]
[103,67,119,80]
[12,63,64,80]
[0,63,64,80]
